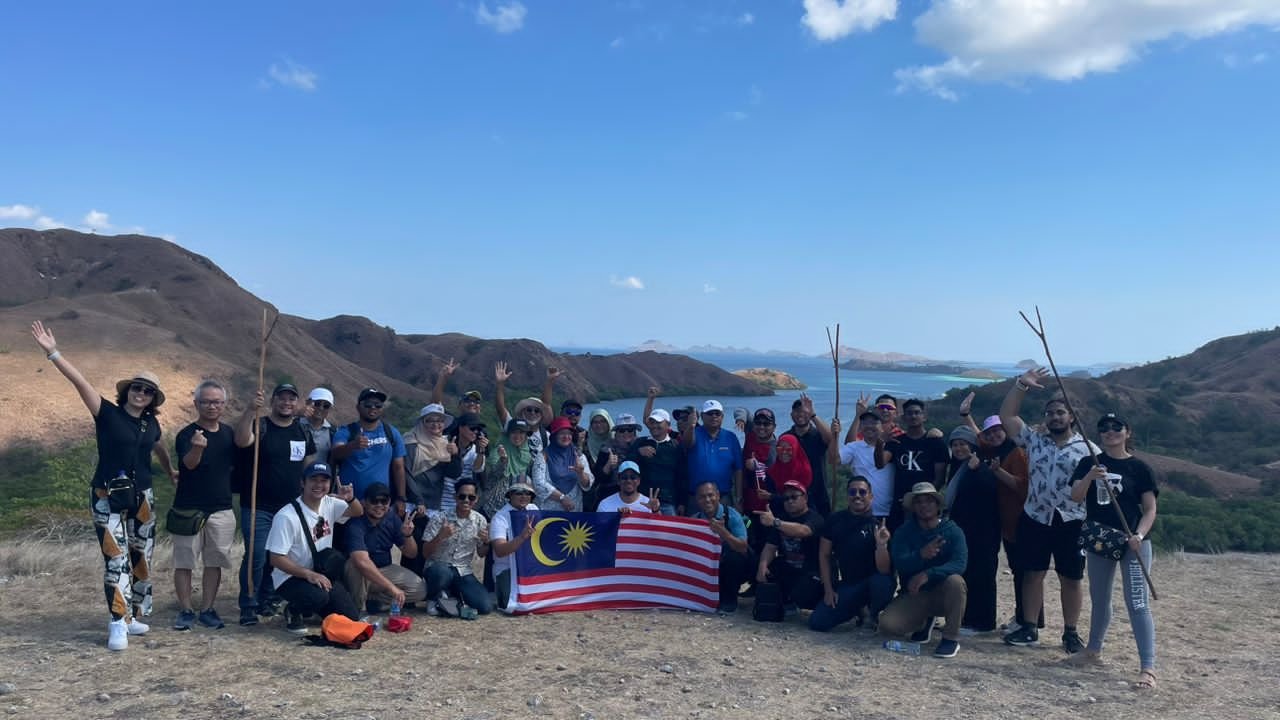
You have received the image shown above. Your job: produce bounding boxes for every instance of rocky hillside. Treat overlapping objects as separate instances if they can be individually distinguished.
[0,228,767,449]
[731,368,806,390]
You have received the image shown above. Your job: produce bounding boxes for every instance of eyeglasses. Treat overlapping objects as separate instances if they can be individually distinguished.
[1098,422,1126,433]
[361,401,384,409]
[564,408,582,417]
[311,400,332,409]
[129,384,156,396]
[197,399,225,407]
[847,488,869,497]
[367,497,391,506]
[783,494,805,501]
[456,493,477,502]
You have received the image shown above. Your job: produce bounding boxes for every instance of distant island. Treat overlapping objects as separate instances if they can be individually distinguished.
[731,368,806,390]
[631,339,943,363]
[840,358,1006,380]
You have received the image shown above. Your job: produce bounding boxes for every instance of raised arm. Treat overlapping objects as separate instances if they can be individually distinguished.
[431,358,459,406]
[541,366,560,413]
[31,321,101,416]
[642,386,659,424]
[494,361,513,426]
[1000,368,1049,439]
[958,391,981,434]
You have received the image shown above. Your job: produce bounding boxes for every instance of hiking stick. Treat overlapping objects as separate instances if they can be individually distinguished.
[1019,307,1157,600]
[246,308,281,599]
[826,324,841,510]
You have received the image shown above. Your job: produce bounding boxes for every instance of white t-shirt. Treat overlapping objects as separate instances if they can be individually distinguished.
[489,500,540,576]
[597,493,654,514]
[265,496,350,589]
[838,441,895,517]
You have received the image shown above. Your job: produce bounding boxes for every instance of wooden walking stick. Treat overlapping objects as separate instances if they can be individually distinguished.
[246,308,281,600]
[826,324,841,510]
[1019,306,1157,600]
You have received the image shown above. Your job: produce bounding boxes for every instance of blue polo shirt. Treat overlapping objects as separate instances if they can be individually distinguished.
[333,422,407,499]
[687,425,742,496]
[693,504,748,545]
[344,514,405,568]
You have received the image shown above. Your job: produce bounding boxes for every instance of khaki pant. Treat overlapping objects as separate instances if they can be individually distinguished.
[171,509,236,570]
[878,574,968,640]
[343,559,427,611]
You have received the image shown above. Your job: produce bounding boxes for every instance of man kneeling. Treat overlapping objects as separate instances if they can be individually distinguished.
[810,476,896,632]
[420,478,492,619]
[343,482,427,615]
[266,463,363,635]
[879,482,968,658]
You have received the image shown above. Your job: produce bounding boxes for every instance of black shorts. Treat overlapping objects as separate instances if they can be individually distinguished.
[1015,512,1085,580]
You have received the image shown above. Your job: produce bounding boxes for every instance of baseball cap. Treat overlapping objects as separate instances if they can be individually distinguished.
[618,460,641,476]
[308,387,335,404]
[455,413,485,430]
[702,399,724,414]
[648,408,671,424]
[272,383,299,398]
[358,387,388,403]
[462,390,483,402]
[363,482,391,501]
[1097,412,1129,429]
[754,408,776,423]
[782,480,807,494]
[304,462,333,479]
[980,415,1003,432]
[505,418,531,435]
[561,399,583,411]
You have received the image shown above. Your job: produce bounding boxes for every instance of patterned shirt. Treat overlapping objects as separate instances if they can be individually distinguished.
[422,510,488,576]
[1017,424,1096,525]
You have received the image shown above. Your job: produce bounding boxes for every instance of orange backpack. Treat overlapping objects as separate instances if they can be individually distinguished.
[321,614,375,648]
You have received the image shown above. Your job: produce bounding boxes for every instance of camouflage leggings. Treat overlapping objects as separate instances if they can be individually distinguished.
[90,487,155,620]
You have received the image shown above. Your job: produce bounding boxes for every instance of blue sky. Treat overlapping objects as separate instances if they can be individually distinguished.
[3,1,1278,365]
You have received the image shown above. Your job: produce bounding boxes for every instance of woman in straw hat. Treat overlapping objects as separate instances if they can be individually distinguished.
[30,320,178,651]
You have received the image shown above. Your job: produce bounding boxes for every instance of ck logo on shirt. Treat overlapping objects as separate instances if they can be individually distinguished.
[898,451,923,473]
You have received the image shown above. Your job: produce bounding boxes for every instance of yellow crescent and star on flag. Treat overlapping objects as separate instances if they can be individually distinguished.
[529,516,597,567]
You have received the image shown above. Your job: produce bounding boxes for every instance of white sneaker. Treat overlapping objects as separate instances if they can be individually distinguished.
[107,619,128,651]
[127,618,150,635]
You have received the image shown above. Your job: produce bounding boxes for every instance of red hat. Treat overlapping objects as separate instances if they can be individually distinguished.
[547,416,574,435]
[782,480,808,494]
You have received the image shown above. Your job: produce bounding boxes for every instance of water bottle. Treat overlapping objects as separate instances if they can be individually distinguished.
[1096,472,1114,506]
[883,640,921,655]
[390,602,401,617]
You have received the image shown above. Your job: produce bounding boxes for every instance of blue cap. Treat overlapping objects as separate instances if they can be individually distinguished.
[618,460,641,476]
[304,462,333,479]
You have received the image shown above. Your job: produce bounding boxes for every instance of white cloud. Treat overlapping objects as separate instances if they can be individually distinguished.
[264,58,318,92]
[610,275,645,290]
[802,0,898,41]
[724,110,749,121]
[476,1,527,34]
[738,12,755,26]
[703,283,717,294]
[897,1,1280,99]
[0,204,38,220]
[34,215,65,230]
[610,36,625,49]
[82,210,112,232]
[1224,50,1270,68]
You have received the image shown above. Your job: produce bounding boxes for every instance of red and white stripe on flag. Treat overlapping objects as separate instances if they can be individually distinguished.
[511,514,721,614]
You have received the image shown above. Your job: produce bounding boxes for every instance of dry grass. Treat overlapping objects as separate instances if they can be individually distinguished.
[0,541,1277,719]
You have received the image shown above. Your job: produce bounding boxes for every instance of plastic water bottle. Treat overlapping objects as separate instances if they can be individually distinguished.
[390,602,401,617]
[1096,472,1117,506]
[883,640,921,655]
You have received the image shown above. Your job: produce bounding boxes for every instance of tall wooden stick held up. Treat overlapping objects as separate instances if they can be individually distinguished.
[1019,306,1157,600]
[826,324,841,511]
[246,308,280,600]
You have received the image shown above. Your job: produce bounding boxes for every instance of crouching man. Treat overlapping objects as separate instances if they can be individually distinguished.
[343,482,427,614]
[878,482,968,658]
[266,462,363,634]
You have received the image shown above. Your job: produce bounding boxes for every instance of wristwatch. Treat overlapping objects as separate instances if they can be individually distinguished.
[774,517,783,529]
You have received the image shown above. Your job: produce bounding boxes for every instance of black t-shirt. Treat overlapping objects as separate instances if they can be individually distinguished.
[629,437,683,501]
[1073,454,1159,532]
[238,418,316,514]
[822,510,879,584]
[92,398,161,490]
[174,422,236,513]
[886,433,948,527]
[783,426,831,516]
[767,508,824,573]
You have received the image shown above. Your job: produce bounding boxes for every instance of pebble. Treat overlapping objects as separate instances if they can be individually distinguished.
[722,657,735,666]
[680,686,692,694]
[0,685,13,697]
[556,663,567,671]
[659,664,674,674]
[96,693,111,702]
[782,688,791,695]
[528,695,543,709]
[1087,697,1097,703]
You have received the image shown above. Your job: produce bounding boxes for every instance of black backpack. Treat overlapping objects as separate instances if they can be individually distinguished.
[752,582,784,622]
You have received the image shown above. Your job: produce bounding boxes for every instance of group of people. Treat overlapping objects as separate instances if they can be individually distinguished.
[31,321,1158,689]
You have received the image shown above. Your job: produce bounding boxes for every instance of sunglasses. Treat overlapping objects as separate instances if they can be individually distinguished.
[523,407,543,414]
[754,418,774,426]
[362,401,384,409]
[468,425,486,433]
[311,400,332,409]
[1098,422,1126,433]
[129,384,156,396]
[783,494,805,501]
[509,490,534,497]
[616,428,637,434]
[367,497,391,505]
[456,493,477,502]
[564,408,582,416]
[847,488,869,497]
[463,396,481,403]
[619,473,640,480]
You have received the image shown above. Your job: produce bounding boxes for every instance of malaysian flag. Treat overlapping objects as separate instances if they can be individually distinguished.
[506,511,721,614]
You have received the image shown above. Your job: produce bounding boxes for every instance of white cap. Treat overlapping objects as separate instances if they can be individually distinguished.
[648,408,671,423]
[308,388,335,404]
[702,399,724,413]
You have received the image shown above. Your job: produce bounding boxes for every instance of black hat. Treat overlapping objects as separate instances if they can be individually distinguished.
[456,413,485,430]
[358,387,388,403]
[462,390,483,402]
[272,383,299,398]
[363,482,392,501]
[505,418,531,435]
[1097,412,1129,429]
[561,399,583,411]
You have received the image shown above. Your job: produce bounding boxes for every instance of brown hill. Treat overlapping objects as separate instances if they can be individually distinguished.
[925,330,1280,497]
[0,228,766,450]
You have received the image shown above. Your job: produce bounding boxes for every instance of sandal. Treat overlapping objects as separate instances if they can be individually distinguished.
[1062,649,1104,666]
[1134,669,1157,690]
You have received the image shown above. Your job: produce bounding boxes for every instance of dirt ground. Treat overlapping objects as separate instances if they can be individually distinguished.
[0,541,1277,720]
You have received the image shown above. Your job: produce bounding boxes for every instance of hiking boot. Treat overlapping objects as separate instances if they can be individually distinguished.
[1062,629,1085,655]
[107,619,128,651]
[126,618,150,635]
[239,608,259,627]
[174,609,196,631]
[1003,625,1040,646]
[934,638,960,658]
[435,593,461,618]
[198,608,225,629]
[286,611,308,636]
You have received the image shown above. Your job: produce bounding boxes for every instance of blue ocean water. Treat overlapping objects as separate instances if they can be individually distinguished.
[554,348,1045,433]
